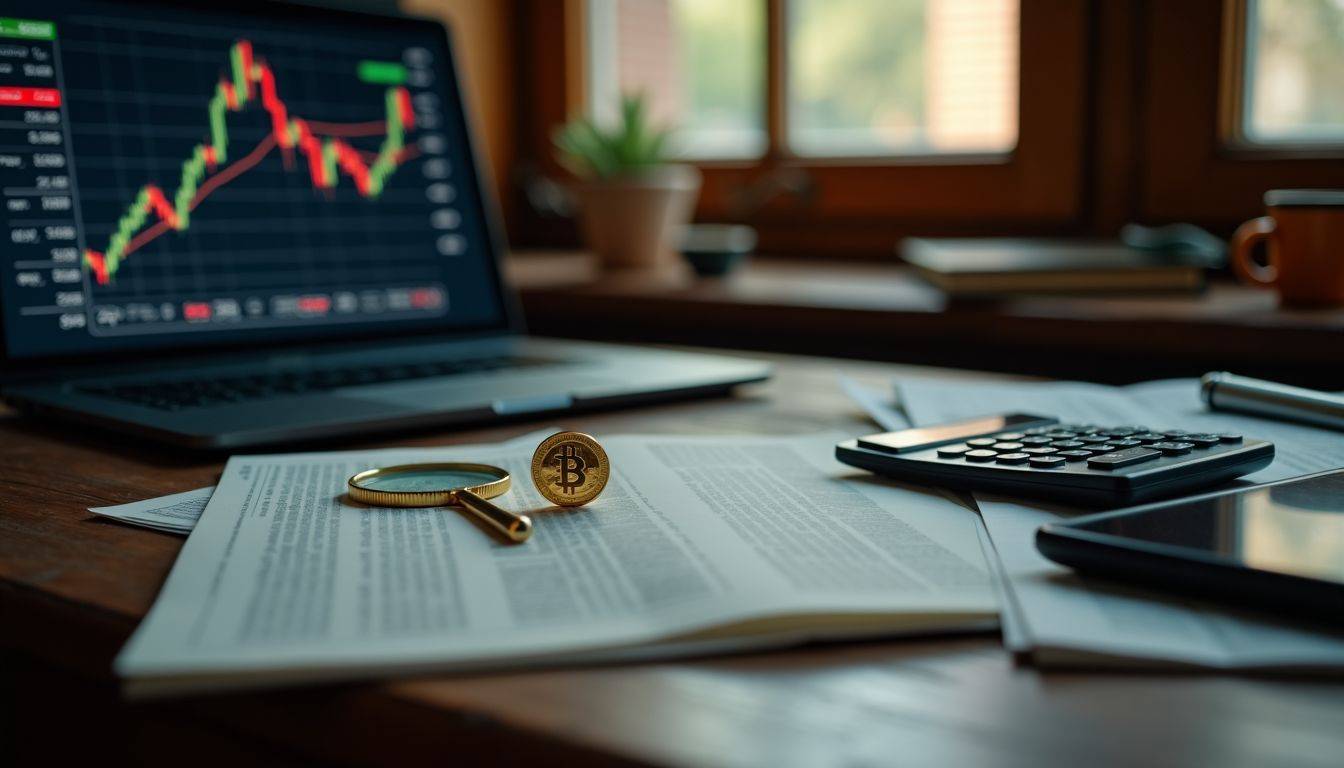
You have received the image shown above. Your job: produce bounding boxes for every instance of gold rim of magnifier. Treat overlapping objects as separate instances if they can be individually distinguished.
[347,463,512,508]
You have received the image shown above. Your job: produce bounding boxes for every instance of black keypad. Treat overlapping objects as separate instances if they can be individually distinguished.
[844,416,1274,508]
[1150,441,1194,456]
[1088,447,1162,469]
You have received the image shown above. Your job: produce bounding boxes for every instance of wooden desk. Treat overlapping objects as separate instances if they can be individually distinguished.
[510,253,1344,387]
[3,351,1342,767]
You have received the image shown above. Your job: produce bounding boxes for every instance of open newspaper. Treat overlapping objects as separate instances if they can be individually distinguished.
[116,432,997,696]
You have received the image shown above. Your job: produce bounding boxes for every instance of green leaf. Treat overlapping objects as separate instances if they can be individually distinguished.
[552,91,672,178]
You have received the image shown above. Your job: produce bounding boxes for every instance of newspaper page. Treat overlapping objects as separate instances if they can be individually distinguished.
[116,432,997,695]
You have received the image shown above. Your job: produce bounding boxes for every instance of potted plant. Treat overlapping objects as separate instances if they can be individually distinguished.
[554,94,701,271]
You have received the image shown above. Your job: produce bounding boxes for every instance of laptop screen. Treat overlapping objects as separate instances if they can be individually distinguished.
[0,0,508,361]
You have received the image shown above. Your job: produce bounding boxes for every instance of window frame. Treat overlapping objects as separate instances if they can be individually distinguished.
[518,0,1089,257]
[1139,0,1344,230]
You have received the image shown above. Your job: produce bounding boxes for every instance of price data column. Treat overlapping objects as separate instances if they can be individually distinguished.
[0,16,88,338]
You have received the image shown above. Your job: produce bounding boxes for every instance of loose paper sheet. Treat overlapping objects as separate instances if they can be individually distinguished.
[116,432,997,695]
[897,377,1344,669]
[90,486,215,535]
[87,429,560,536]
[838,373,910,431]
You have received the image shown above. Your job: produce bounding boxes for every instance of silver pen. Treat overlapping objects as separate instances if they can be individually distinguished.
[1201,372,1344,432]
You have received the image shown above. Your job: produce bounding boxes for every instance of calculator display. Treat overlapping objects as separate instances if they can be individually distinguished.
[858,413,1047,454]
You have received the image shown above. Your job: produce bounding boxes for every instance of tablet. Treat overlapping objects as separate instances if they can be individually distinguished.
[1036,469,1344,624]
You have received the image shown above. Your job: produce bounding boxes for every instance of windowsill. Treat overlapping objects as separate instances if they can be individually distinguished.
[507,251,1342,386]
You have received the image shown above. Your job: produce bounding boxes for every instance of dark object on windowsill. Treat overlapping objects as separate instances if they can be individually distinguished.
[681,224,757,276]
[901,223,1227,297]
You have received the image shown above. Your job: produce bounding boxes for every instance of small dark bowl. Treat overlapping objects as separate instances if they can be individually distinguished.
[680,224,757,277]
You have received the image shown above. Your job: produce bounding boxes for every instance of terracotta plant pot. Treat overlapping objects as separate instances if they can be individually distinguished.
[572,165,702,271]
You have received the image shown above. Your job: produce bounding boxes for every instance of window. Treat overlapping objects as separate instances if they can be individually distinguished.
[520,0,1088,256]
[585,0,1019,159]
[786,0,1018,157]
[585,0,766,159]
[1240,0,1344,146]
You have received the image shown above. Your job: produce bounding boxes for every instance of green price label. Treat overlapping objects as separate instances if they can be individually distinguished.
[357,60,407,85]
[0,18,56,41]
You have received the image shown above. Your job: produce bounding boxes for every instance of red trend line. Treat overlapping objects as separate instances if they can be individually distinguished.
[303,119,386,137]
[114,134,279,261]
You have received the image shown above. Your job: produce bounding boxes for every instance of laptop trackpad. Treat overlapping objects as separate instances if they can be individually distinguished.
[347,374,611,410]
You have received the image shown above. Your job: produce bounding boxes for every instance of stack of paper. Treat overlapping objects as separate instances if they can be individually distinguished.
[116,430,1000,696]
[895,377,1344,670]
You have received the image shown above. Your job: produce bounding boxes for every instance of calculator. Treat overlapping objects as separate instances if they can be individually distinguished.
[835,413,1274,507]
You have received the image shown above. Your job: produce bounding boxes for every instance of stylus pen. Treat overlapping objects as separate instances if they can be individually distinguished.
[1201,372,1344,432]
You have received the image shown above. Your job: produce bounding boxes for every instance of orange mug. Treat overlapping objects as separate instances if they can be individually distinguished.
[1231,189,1344,307]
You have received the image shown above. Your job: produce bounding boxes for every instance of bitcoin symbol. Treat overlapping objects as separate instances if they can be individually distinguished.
[532,431,609,507]
[555,444,587,494]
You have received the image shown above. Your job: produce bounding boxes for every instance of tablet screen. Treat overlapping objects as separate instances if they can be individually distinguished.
[1068,470,1344,585]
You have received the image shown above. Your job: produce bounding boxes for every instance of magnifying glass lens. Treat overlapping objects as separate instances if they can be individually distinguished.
[360,469,501,492]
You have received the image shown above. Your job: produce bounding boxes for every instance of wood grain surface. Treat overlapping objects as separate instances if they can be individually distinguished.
[3,351,1342,767]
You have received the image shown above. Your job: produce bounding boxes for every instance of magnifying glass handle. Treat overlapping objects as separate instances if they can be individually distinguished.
[458,490,533,543]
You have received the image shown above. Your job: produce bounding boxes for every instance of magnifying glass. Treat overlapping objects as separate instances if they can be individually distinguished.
[347,463,532,543]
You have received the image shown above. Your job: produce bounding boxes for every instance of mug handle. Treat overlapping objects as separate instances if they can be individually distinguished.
[1230,216,1279,286]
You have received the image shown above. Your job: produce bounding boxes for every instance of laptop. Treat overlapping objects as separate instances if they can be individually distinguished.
[0,0,769,448]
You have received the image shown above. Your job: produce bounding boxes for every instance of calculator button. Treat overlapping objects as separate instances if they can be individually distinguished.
[1056,450,1093,461]
[1133,433,1166,443]
[1087,447,1162,469]
[1021,447,1057,455]
[937,446,972,458]
[1161,430,1190,438]
[1102,429,1137,438]
[1089,443,1118,452]
[1019,436,1054,446]
[995,452,1030,465]
[1029,456,1067,468]
[1050,440,1086,449]
[967,438,998,448]
[1024,427,1053,435]
[1043,431,1077,439]
[1183,434,1221,447]
[994,432,1025,441]
[1108,438,1143,448]
[965,449,998,462]
[992,442,1024,451]
[1079,435,1109,444]
[1217,433,1243,443]
[1150,441,1194,456]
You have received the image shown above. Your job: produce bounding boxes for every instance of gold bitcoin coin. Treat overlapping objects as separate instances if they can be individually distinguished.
[531,431,609,507]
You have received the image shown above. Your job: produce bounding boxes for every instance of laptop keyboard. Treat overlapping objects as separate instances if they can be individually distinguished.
[77,355,548,411]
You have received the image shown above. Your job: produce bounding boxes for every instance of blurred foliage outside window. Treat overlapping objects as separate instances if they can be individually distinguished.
[1244,0,1344,145]
[586,0,1018,159]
